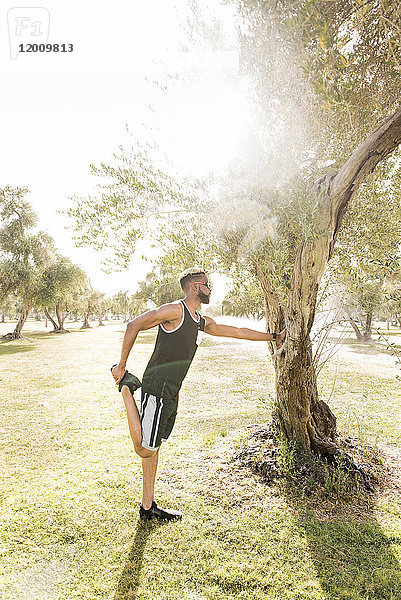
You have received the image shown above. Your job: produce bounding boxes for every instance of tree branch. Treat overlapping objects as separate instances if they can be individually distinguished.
[331,106,401,205]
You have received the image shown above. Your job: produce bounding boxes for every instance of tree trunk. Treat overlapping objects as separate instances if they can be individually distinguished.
[343,307,364,341]
[273,332,337,454]
[1,314,4,323]
[44,307,59,332]
[260,107,401,459]
[55,302,69,333]
[363,312,373,341]
[349,319,364,341]
[14,303,31,337]
[81,311,91,328]
[2,302,31,339]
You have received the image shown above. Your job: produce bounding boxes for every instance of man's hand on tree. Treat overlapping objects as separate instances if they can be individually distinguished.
[277,328,287,342]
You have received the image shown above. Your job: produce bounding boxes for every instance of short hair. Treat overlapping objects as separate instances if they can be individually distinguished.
[179,267,206,291]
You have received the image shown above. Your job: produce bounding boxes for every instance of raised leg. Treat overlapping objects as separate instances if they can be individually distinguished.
[121,386,156,458]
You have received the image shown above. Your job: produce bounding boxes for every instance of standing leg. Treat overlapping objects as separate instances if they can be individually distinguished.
[139,449,181,520]
[141,449,159,510]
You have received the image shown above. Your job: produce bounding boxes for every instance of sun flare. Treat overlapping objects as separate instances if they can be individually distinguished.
[161,76,250,176]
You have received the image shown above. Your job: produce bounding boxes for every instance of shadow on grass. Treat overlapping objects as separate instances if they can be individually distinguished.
[328,336,401,357]
[28,332,60,341]
[346,345,393,357]
[285,488,401,600]
[0,343,35,356]
[114,519,166,599]
[0,329,92,354]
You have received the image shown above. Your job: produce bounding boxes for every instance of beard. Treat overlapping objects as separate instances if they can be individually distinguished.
[197,289,210,304]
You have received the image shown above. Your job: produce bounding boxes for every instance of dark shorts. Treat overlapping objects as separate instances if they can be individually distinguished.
[140,389,178,451]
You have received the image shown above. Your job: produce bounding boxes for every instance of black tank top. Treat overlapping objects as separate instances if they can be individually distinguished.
[142,300,206,399]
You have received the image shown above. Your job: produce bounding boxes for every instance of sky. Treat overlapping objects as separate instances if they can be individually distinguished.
[0,0,245,299]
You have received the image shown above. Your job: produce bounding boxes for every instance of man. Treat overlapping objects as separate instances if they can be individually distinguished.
[111,267,286,521]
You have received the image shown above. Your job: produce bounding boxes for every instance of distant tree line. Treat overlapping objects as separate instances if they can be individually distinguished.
[0,186,192,338]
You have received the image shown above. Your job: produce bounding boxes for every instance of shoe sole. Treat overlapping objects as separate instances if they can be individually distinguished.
[139,513,182,521]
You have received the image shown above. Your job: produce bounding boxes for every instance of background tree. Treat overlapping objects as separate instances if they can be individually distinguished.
[385,285,401,328]
[90,291,109,326]
[37,255,88,333]
[110,291,131,322]
[135,267,184,307]
[79,290,96,329]
[0,186,54,339]
[329,160,401,341]
[223,278,265,319]
[0,294,17,323]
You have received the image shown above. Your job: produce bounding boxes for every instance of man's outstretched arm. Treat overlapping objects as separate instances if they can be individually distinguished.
[204,316,286,342]
[112,303,182,384]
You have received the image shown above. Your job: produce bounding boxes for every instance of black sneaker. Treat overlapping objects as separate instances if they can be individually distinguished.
[139,501,182,521]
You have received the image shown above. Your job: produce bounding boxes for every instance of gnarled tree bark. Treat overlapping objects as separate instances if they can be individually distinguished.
[264,107,401,459]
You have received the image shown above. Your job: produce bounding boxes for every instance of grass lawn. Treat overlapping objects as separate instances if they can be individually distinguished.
[1,319,400,600]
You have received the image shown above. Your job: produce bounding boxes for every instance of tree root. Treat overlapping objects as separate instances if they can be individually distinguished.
[2,332,24,340]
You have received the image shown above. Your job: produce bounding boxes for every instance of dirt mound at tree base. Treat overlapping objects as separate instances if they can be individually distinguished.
[232,424,384,496]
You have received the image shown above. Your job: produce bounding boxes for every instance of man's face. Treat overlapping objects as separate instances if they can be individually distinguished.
[194,279,211,304]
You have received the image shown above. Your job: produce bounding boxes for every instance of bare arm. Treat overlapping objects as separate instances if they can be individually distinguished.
[112,303,182,384]
[204,316,286,342]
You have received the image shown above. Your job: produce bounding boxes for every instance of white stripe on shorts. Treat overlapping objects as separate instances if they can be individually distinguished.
[141,393,164,450]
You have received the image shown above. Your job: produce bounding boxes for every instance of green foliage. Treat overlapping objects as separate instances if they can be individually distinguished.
[0,186,55,305]
[0,187,93,333]
[66,145,202,269]
[223,278,265,318]
[89,291,110,323]
[37,255,88,311]
[134,267,183,307]
[0,294,18,319]
[241,0,401,149]
[321,455,358,499]
[217,181,318,303]
[64,2,401,332]
[110,290,147,320]
[331,156,401,321]
[110,290,131,319]
[276,434,297,478]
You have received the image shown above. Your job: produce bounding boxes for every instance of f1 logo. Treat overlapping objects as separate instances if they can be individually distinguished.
[7,7,50,59]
